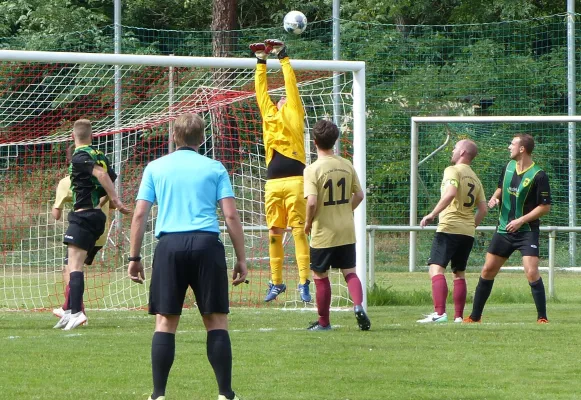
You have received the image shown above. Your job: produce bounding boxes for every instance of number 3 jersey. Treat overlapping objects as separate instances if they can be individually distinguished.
[304,154,362,248]
[437,164,485,237]
[69,145,117,210]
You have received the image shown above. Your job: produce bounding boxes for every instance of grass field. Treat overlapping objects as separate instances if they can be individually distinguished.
[2,272,581,400]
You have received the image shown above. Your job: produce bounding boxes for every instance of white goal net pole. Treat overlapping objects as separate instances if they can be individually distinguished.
[0,50,367,308]
[410,115,581,273]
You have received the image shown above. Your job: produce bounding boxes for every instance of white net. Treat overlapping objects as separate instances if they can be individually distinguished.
[0,57,357,310]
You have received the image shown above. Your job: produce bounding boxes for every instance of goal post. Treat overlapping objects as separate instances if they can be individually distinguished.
[409,115,581,273]
[0,50,367,310]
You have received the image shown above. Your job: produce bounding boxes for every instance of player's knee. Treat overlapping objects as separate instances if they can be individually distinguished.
[269,227,284,236]
[291,227,306,239]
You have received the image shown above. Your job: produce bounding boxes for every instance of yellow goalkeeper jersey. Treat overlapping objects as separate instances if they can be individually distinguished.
[255,58,306,166]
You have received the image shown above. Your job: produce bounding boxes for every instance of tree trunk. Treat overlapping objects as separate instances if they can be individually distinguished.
[211,0,239,172]
[211,0,237,58]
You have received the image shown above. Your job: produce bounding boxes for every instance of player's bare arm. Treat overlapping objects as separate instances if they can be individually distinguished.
[505,204,551,233]
[488,187,502,208]
[51,207,62,221]
[474,200,488,227]
[127,199,152,284]
[351,190,364,211]
[219,197,248,286]
[91,165,131,214]
[420,184,457,227]
[304,194,317,235]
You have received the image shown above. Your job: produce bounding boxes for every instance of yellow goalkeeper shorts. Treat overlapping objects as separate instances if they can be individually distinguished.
[265,176,306,229]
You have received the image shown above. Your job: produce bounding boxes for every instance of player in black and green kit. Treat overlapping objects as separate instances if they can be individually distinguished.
[465,134,551,324]
[54,119,130,330]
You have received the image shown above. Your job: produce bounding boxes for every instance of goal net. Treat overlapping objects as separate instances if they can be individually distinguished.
[0,51,366,311]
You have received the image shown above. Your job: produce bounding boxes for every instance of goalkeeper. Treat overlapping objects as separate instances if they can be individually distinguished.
[249,39,311,302]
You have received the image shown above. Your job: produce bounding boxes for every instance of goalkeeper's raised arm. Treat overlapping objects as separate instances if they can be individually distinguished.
[249,40,311,303]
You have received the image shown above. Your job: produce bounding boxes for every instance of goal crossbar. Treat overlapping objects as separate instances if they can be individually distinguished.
[0,50,365,72]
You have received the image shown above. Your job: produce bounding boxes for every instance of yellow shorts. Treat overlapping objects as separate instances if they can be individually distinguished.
[265,176,306,229]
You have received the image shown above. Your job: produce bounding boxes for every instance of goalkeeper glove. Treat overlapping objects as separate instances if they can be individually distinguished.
[249,43,270,63]
[264,39,288,59]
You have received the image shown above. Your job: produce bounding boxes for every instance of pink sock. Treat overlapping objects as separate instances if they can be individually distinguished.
[62,284,70,310]
[314,277,331,327]
[453,279,467,319]
[431,274,448,315]
[345,273,363,306]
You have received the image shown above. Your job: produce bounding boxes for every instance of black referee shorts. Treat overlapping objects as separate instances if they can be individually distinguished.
[488,231,540,258]
[63,209,106,252]
[427,232,475,272]
[148,231,229,316]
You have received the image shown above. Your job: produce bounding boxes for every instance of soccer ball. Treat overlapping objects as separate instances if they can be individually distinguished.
[283,11,307,35]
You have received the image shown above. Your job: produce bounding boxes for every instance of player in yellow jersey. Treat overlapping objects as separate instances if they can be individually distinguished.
[303,119,370,331]
[249,39,311,302]
[417,139,487,323]
[50,144,113,322]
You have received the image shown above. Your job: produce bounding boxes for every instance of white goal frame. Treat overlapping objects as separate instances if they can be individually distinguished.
[0,50,368,308]
[409,115,581,273]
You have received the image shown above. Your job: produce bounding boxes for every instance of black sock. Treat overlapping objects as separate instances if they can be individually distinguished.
[69,271,84,314]
[470,277,494,321]
[207,329,234,399]
[151,331,175,399]
[530,278,547,319]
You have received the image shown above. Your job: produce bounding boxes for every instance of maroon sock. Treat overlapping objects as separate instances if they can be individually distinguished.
[431,274,448,315]
[62,284,70,310]
[314,277,331,327]
[453,279,467,319]
[344,273,363,306]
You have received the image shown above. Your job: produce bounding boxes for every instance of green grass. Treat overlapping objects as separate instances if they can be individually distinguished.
[3,270,581,399]
[2,303,581,400]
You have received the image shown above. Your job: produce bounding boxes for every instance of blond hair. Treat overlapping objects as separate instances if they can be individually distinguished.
[73,119,92,142]
[173,113,205,147]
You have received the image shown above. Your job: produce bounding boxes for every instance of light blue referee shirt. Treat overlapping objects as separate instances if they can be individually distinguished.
[136,147,235,238]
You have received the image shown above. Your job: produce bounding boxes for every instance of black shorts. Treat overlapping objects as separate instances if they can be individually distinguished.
[149,231,229,316]
[64,245,103,266]
[427,232,475,272]
[63,209,106,252]
[310,243,356,273]
[487,231,540,258]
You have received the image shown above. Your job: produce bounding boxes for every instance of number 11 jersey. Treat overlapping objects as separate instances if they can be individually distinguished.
[437,164,485,237]
[304,154,362,248]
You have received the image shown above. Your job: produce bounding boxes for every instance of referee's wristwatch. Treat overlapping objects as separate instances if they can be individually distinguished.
[128,256,142,262]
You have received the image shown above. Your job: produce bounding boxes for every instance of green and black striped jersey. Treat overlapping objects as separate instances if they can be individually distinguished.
[69,145,117,210]
[496,160,551,233]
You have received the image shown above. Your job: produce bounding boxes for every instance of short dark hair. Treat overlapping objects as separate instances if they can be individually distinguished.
[313,119,339,150]
[515,133,535,154]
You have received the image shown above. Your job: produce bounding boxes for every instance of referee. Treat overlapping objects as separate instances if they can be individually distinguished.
[128,113,247,400]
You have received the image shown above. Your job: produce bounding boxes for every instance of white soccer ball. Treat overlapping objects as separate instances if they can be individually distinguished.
[283,11,307,35]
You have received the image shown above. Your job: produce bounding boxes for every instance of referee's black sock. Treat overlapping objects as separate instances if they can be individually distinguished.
[207,329,234,399]
[151,331,175,399]
[69,271,84,314]
[529,277,547,320]
[470,277,494,321]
